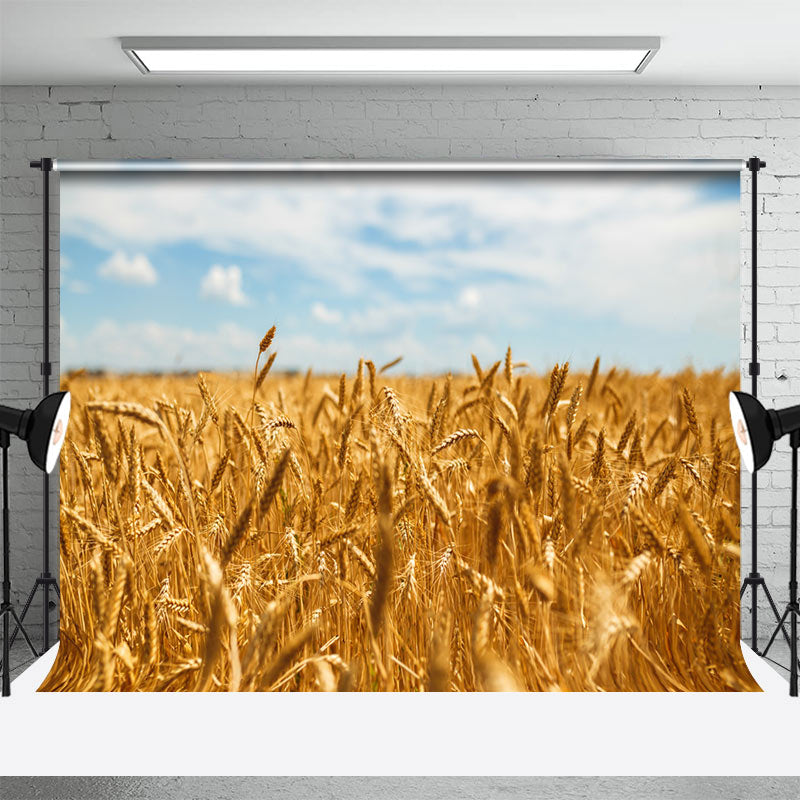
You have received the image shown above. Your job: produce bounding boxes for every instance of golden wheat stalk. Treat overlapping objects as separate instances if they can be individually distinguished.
[47,330,755,693]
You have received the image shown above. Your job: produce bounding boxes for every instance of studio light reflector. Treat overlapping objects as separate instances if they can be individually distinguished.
[0,391,71,473]
[121,37,660,75]
[730,390,800,473]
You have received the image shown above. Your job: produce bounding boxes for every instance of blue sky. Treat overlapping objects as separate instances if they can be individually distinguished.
[60,171,740,375]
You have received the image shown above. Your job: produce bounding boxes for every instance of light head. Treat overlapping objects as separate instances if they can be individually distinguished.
[0,391,71,473]
[730,391,800,473]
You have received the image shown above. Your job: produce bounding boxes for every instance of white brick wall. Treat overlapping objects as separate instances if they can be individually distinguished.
[1,83,799,644]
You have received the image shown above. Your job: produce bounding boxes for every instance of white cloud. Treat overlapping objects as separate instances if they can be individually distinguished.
[98,250,157,286]
[67,280,91,294]
[311,302,342,324]
[200,264,249,306]
[61,319,259,372]
[60,254,72,271]
[278,333,361,373]
[459,286,481,309]
[63,173,739,355]
[60,316,78,362]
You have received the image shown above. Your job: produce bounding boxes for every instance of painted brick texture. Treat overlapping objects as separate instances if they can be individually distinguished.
[1,83,799,645]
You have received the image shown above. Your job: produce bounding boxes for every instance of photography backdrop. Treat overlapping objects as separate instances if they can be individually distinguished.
[42,165,755,691]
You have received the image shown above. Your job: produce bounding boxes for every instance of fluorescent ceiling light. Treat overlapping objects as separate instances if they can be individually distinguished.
[122,37,660,75]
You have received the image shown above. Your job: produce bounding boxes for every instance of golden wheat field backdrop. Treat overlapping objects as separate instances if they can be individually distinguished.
[42,327,758,692]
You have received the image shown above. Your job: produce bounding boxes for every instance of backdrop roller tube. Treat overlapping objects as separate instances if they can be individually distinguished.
[50,158,747,173]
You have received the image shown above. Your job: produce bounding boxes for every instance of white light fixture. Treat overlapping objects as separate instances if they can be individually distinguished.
[121,37,660,75]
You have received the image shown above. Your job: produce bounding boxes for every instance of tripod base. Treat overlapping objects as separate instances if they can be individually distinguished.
[1,603,38,697]
[740,572,789,655]
[763,603,800,697]
[10,573,60,653]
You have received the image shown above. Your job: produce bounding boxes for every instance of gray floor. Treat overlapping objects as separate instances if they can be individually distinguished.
[3,646,798,799]
[1,777,799,800]
[755,635,798,683]
[2,630,46,680]
[2,618,60,679]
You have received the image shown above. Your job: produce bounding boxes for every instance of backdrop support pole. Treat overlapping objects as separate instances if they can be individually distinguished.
[8,158,60,658]
[739,157,789,656]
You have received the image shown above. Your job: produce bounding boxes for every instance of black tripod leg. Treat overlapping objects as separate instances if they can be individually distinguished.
[762,606,791,659]
[740,578,761,652]
[792,612,798,698]
[9,580,38,649]
[2,611,8,697]
[47,580,60,645]
[9,607,38,659]
[762,581,792,649]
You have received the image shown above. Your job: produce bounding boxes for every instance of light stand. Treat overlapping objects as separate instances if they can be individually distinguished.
[1,430,38,697]
[10,158,60,657]
[0,391,71,697]
[730,391,800,695]
[739,157,788,655]
[759,429,800,696]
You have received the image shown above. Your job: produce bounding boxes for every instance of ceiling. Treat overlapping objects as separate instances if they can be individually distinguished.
[1,0,799,85]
